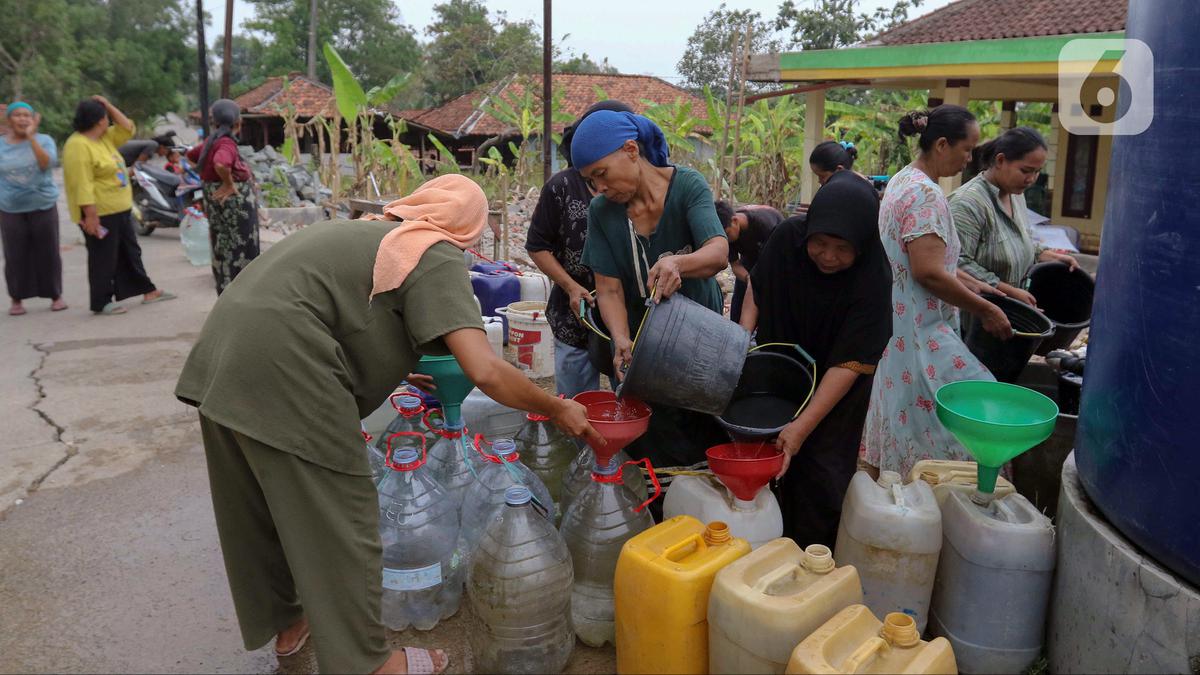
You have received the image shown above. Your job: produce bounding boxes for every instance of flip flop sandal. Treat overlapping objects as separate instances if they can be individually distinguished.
[274,628,310,657]
[94,303,127,315]
[402,647,448,675]
[8,306,26,316]
[51,301,68,311]
[142,291,178,305]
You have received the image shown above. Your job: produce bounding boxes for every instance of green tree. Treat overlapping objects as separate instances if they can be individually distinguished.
[244,0,420,92]
[423,0,540,103]
[214,34,268,97]
[556,51,619,75]
[0,0,196,139]
[775,0,925,50]
[676,4,783,98]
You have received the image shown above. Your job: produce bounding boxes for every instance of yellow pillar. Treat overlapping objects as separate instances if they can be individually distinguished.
[802,90,826,205]
[938,82,969,195]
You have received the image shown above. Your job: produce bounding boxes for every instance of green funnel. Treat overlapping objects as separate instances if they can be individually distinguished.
[414,355,473,426]
[935,380,1058,493]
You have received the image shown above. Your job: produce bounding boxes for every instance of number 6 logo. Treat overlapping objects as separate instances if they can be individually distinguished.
[1059,38,1154,136]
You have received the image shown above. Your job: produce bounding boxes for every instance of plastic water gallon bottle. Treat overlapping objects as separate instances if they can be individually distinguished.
[377,439,462,631]
[362,423,387,484]
[375,394,426,455]
[424,419,482,511]
[467,486,574,674]
[179,206,211,267]
[458,438,555,558]
[559,457,656,647]
[462,388,527,439]
[421,408,447,454]
[561,446,647,514]
[514,412,578,512]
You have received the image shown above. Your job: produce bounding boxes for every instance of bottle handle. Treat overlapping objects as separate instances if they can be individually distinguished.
[619,458,661,513]
[751,564,800,594]
[384,431,427,469]
[662,533,706,562]
[842,637,888,672]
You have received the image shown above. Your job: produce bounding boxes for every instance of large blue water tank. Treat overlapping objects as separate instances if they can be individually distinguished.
[1075,0,1200,587]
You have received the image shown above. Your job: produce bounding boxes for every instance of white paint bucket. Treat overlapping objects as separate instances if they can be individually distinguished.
[496,301,554,378]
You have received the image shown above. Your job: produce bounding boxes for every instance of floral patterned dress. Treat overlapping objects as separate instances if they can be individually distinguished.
[860,165,995,477]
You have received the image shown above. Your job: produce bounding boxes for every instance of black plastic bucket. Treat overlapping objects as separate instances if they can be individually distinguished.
[715,347,815,440]
[963,296,1055,383]
[616,293,751,415]
[1027,261,1094,354]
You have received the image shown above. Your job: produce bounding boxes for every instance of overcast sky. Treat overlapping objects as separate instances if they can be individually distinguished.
[209,0,956,82]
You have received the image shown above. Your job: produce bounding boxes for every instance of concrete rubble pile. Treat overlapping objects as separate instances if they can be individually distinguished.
[237,145,332,207]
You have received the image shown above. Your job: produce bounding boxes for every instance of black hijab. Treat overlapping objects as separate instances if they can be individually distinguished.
[750,171,892,374]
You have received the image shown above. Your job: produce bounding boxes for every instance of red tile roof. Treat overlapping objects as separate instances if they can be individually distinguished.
[399,72,708,137]
[869,0,1127,46]
[190,73,337,119]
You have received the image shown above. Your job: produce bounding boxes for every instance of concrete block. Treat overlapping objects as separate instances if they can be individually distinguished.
[1048,453,1200,674]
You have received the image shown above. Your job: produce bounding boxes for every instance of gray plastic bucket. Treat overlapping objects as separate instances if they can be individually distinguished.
[616,293,751,415]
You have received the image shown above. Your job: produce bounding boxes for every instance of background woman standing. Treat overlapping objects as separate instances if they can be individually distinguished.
[187,99,259,294]
[0,101,65,315]
[62,96,173,315]
[860,106,1012,478]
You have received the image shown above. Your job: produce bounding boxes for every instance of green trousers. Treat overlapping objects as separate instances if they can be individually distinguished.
[199,414,390,674]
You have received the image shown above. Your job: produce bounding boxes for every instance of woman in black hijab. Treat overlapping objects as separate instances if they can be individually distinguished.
[739,170,892,546]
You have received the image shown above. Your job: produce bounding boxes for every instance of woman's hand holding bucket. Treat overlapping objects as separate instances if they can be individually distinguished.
[774,417,815,479]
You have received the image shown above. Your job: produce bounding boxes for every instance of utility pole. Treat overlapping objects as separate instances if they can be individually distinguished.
[542,0,552,183]
[197,0,210,132]
[221,0,233,97]
[307,0,318,80]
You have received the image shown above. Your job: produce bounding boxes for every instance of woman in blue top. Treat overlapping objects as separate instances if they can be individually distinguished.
[572,110,730,469]
[0,102,65,315]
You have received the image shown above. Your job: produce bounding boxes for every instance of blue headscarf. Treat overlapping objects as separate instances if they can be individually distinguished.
[569,110,670,169]
[6,101,33,117]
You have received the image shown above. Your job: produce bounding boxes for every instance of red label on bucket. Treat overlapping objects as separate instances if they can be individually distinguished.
[510,328,541,346]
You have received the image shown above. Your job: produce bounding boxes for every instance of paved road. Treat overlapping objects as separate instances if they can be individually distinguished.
[0,180,613,673]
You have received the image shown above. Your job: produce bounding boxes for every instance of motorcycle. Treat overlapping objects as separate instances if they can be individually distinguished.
[131,152,204,236]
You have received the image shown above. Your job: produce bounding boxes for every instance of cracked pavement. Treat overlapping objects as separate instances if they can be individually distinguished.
[0,179,615,674]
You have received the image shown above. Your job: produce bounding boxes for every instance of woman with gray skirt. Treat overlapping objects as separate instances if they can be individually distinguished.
[0,101,66,315]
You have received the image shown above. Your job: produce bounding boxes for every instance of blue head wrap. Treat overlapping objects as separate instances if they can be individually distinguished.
[569,110,670,169]
[6,101,33,117]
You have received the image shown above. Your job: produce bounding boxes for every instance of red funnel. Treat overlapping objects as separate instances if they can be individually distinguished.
[706,442,784,501]
[573,391,652,466]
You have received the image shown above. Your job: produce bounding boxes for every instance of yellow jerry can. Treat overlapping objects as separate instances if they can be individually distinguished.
[708,539,864,674]
[614,516,751,674]
[786,604,957,674]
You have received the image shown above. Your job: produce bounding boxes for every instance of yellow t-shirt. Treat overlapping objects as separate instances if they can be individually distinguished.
[62,124,135,222]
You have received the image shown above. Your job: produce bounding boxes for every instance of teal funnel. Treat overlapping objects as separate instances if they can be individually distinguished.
[935,380,1058,493]
[415,355,473,425]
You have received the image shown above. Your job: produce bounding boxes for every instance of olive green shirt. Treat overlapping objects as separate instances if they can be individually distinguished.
[949,173,1045,287]
[175,221,482,475]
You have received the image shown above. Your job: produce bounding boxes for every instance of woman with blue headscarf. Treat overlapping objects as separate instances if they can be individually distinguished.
[573,110,730,471]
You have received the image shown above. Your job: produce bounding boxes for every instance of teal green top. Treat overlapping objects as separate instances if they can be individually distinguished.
[581,166,726,333]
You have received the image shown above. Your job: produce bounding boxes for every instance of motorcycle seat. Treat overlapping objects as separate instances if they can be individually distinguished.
[138,164,182,188]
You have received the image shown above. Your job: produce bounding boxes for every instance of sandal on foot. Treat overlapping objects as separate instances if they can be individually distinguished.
[141,290,177,305]
[8,305,25,316]
[274,627,310,657]
[94,303,127,315]
[402,647,448,675]
[51,300,68,311]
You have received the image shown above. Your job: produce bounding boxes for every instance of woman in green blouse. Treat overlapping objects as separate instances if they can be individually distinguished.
[951,127,1077,305]
[571,110,730,469]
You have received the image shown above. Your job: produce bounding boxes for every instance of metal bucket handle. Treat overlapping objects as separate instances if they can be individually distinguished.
[748,343,818,419]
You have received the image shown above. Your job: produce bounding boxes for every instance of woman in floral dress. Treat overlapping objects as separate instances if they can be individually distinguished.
[861,105,1014,478]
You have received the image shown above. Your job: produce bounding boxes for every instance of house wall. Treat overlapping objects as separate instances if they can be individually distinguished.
[1051,105,1114,252]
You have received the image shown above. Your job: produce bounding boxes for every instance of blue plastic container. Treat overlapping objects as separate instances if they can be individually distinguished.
[1075,0,1200,588]
[471,271,520,341]
[471,260,518,275]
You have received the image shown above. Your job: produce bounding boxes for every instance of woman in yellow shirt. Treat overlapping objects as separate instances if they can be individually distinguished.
[62,95,174,315]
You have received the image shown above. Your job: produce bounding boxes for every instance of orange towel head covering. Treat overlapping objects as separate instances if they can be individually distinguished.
[366,174,488,299]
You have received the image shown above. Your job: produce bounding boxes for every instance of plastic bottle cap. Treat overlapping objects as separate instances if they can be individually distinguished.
[397,395,423,412]
[877,470,902,488]
[880,612,921,648]
[704,521,731,545]
[444,420,465,431]
[493,439,517,456]
[504,485,532,506]
[802,544,835,573]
